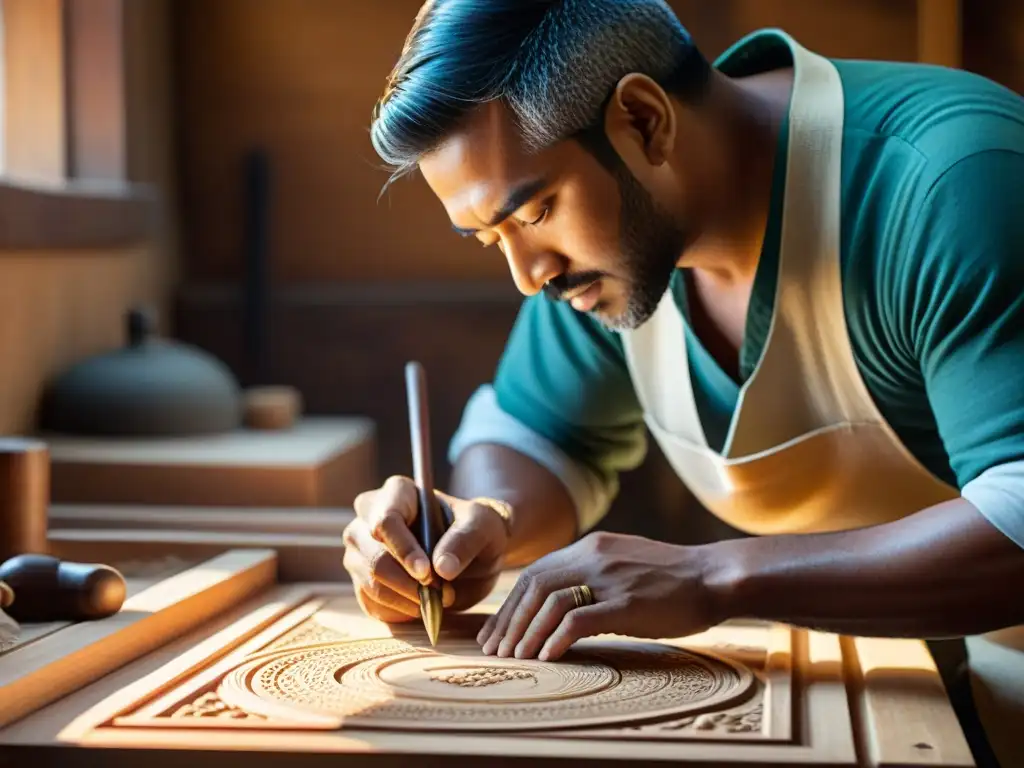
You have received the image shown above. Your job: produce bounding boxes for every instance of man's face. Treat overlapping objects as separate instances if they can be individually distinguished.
[418,101,692,331]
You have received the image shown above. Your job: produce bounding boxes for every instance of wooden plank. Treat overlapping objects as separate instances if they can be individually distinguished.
[44,417,377,508]
[800,630,859,766]
[0,561,192,659]
[0,178,157,250]
[917,0,962,68]
[0,548,277,728]
[48,528,346,583]
[48,503,355,536]
[852,636,974,767]
[763,624,793,743]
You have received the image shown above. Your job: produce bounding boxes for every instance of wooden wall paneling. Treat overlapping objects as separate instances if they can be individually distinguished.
[172,0,501,284]
[722,0,919,61]
[917,0,962,68]
[0,181,155,250]
[171,0,928,287]
[963,0,1024,94]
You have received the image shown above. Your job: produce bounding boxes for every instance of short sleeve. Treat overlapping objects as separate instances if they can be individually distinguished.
[448,293,648,530]
[909,149,1024,547]
[494,294,647,473]
[911,149,1024,484]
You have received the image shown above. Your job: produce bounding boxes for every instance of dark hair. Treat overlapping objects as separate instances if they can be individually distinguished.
[371,0,710,186]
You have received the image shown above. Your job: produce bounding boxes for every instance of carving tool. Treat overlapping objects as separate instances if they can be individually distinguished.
[405,361,450,646]
[0,580,17,651]
[0,554,126,622]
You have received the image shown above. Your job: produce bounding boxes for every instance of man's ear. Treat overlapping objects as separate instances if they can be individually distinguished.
[603,73,676,168]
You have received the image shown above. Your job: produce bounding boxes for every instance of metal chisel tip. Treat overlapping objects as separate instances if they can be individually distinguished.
[419,584,443,647]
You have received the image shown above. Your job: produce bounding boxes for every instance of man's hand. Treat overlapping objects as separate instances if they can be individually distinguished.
[341,475,512,623]
[476,531,717,662]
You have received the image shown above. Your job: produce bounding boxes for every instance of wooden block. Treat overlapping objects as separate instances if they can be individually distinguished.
[851,636,974,767]
[48,503,355,537]
[0,570,975,767]
[45,504,355,584]
[48,527,347,583]
[43,417,377,508]
[0,548,277,729]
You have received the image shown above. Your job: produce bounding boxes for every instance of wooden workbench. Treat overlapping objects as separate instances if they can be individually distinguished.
[0,546,975,767]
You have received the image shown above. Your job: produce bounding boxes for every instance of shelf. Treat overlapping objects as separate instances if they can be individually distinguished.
[0,177,158,251]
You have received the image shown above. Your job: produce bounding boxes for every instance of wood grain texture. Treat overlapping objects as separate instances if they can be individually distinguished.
[48,529,346,584]
[47,504,354,537]
[0,179,157,250]
[44,417,377,508]
[0,548,278,729]
[917,0,962,68]
[848,636,974,767]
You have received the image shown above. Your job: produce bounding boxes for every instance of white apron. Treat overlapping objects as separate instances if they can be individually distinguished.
[620,30,1023,766]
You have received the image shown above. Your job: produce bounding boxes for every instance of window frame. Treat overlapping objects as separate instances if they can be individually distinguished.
[0,0,156,251]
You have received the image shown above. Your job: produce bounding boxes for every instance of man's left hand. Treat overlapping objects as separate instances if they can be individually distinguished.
[476,532,720,661]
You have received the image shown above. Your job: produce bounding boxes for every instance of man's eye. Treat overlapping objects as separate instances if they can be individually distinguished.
[525,207,550,226]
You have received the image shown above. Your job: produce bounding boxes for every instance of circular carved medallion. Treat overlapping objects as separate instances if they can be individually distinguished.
[217,637,756,731]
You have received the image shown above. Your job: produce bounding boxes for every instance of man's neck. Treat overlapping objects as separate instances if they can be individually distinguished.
[681,68,794,288]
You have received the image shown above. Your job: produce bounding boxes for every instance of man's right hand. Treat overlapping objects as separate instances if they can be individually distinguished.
[341,475,512,623]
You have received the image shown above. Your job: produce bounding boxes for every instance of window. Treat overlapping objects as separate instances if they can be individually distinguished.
[0,0,154,250]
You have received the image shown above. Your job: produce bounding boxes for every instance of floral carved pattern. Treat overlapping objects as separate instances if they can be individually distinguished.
[171,692,264,720]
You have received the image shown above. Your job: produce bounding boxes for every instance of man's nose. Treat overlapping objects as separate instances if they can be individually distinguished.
[504,238,563,296]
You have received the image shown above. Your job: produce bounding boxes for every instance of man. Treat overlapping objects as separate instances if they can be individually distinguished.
[344,1,1024,764]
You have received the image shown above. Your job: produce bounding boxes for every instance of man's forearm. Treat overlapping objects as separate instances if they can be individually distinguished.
[448,443,578,568]
[704,498,1024,637]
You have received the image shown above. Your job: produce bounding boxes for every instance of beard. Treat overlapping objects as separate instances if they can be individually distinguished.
[544,161,689,331]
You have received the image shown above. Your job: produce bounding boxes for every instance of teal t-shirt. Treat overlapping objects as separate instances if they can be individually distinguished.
[486,32,1024,505]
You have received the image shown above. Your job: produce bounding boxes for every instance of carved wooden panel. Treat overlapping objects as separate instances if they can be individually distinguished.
[15,572,970,767]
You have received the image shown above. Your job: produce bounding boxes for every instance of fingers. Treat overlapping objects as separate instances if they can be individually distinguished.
[354,476,431,584]
[353,584,418,624]
[343,520,421,602]
[343,517,457,624]
[508,587,582,660]
[479,561,573,656]
[342,541,420,620]
[431,497,505,582]
[539,601,619,661]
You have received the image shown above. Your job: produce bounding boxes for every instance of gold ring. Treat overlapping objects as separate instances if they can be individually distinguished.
[571,585,595,609]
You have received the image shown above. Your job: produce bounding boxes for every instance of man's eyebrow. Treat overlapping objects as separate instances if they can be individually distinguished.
[452,177,549,237]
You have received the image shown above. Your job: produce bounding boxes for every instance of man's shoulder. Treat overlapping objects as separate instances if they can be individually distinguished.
[499,291,628,373]
[835,58,1024,165]
[835,58,1024,287]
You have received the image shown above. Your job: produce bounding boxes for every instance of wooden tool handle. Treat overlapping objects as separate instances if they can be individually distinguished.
[405,362,446,558]
[0,554,126,622]
[0,438,49,562]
